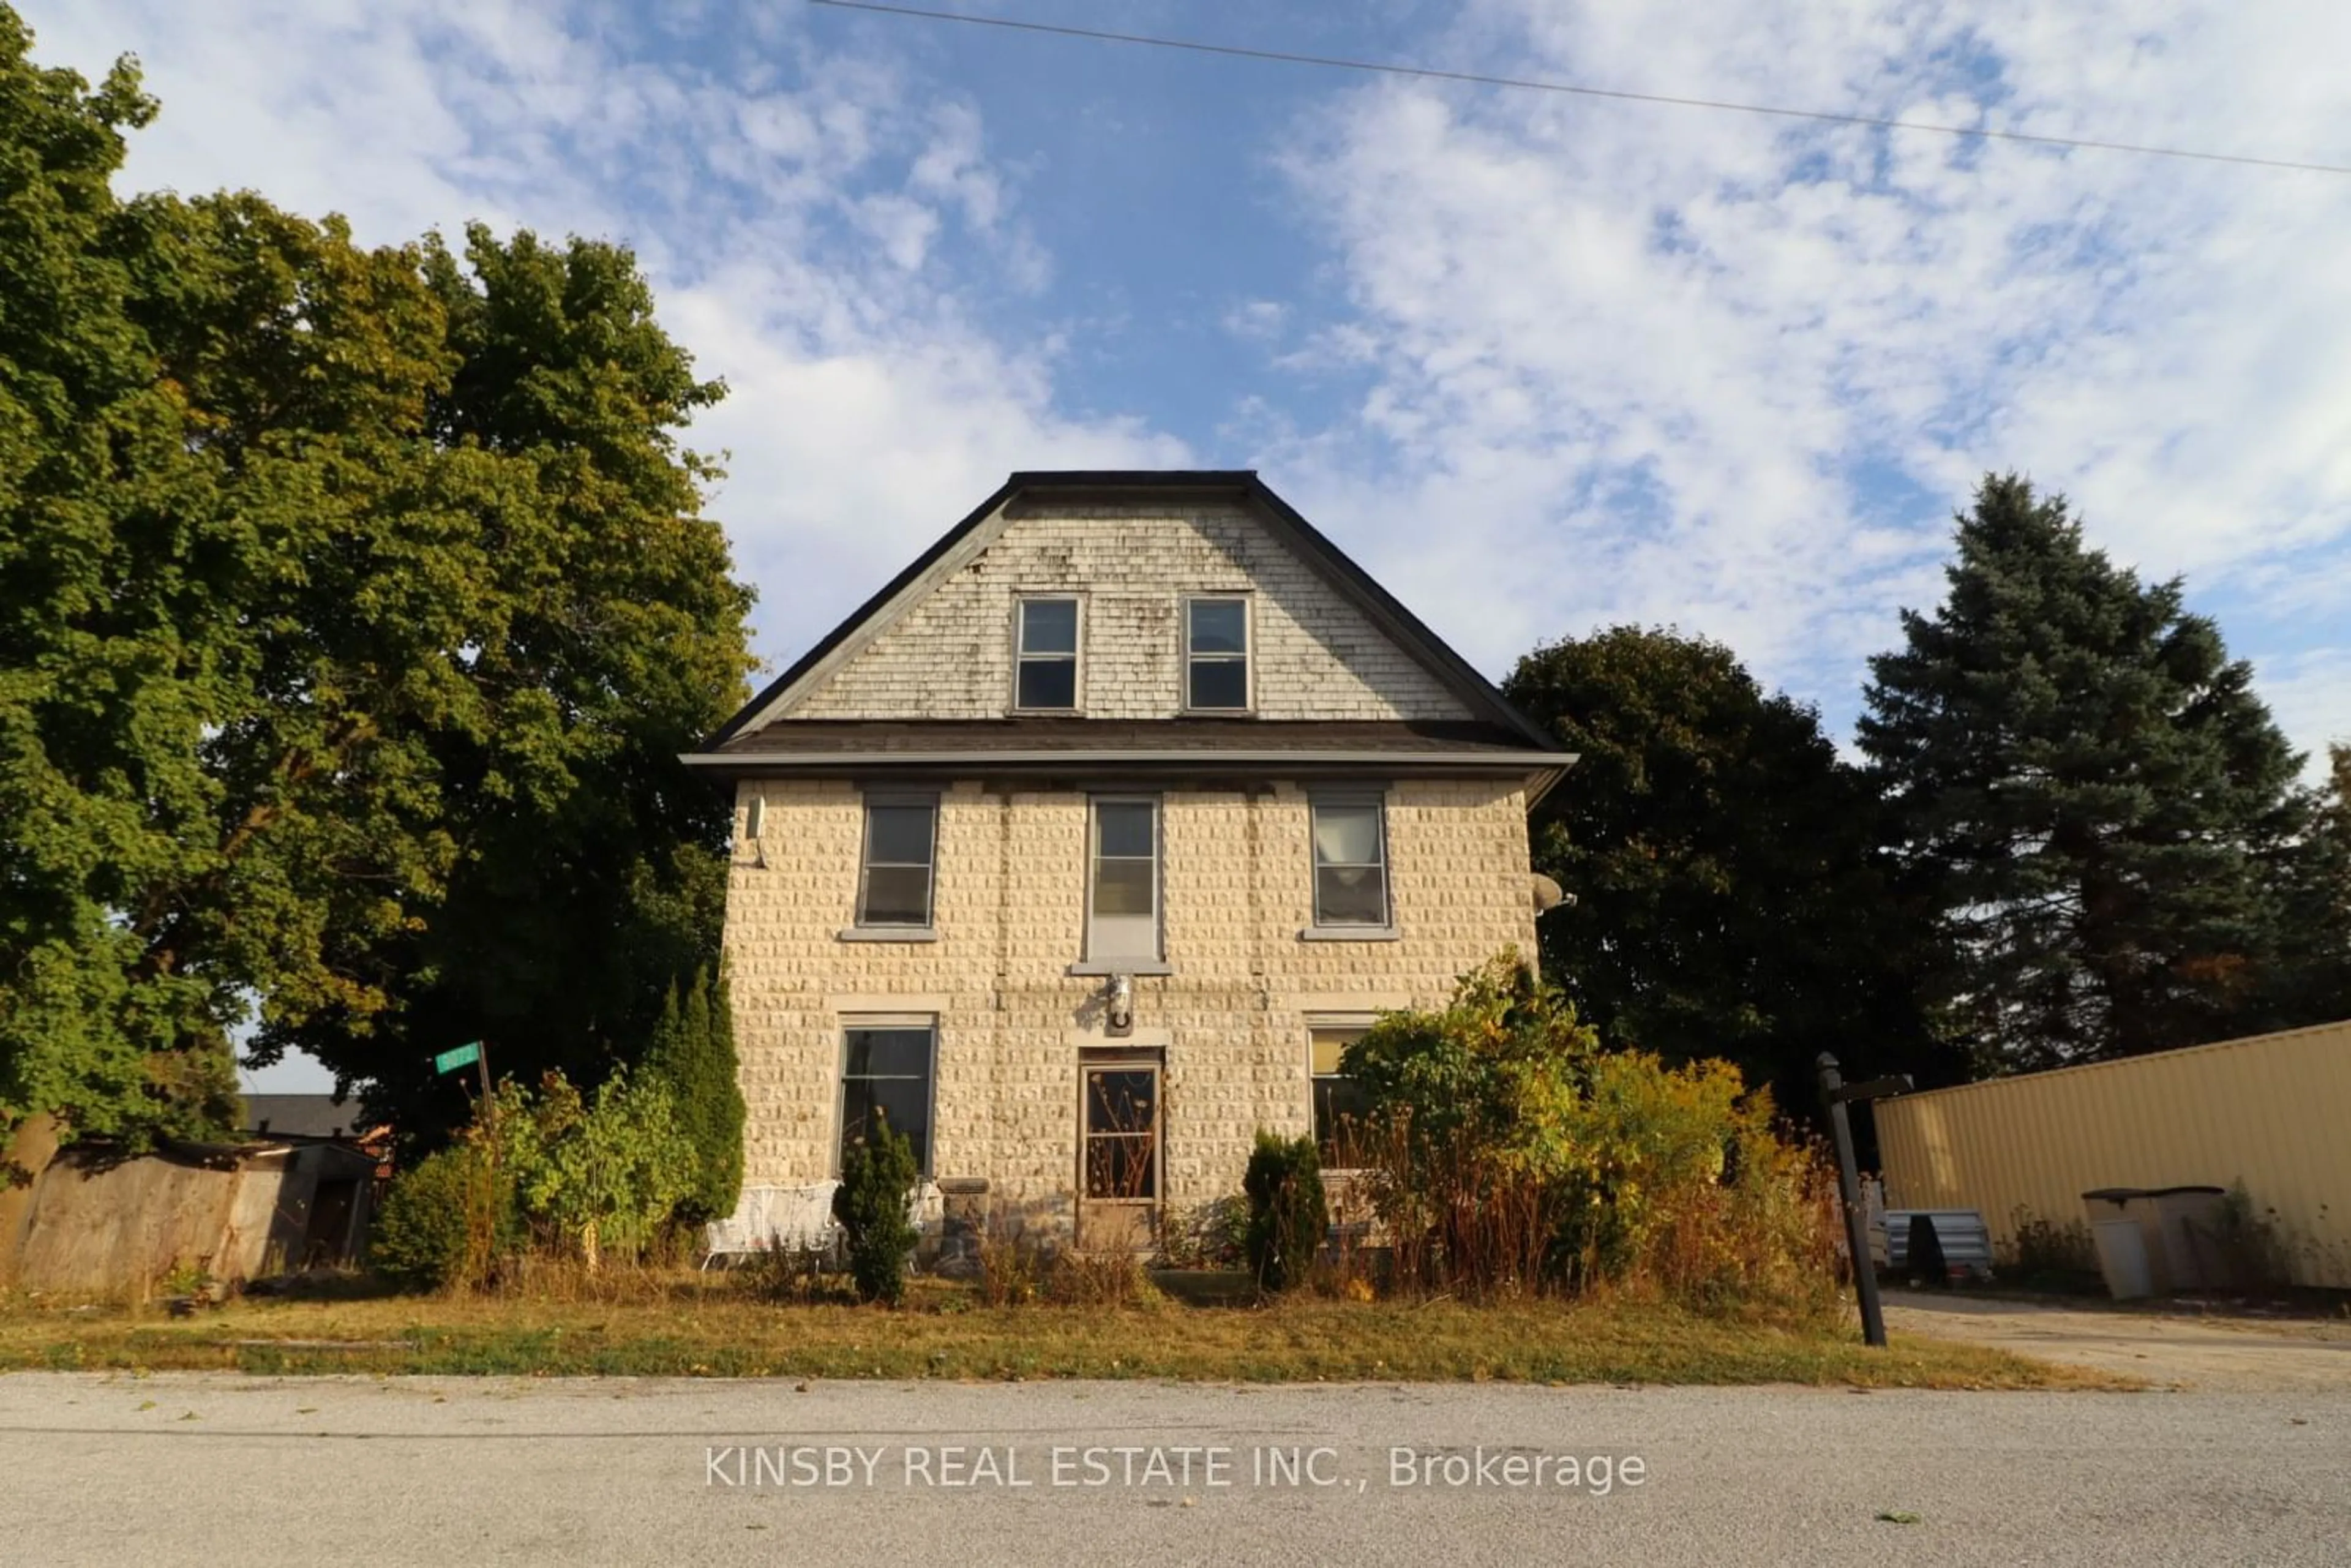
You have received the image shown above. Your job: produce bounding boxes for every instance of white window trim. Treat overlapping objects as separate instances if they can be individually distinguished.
[1181,594,1253,715]
[833,1013,939,1180]
[851,791,939,933]
[1010,593,1084,715]
[1302,791,1397,939]
[1084,794,1163,966]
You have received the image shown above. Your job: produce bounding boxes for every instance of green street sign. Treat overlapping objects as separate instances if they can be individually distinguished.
[434,1041,483,1075]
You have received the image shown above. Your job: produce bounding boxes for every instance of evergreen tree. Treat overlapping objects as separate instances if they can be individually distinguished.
[1859,474,2320,1070]
[1503,626,1957,1116]
[2263,746,2351,1027]
[645,967,745,1228]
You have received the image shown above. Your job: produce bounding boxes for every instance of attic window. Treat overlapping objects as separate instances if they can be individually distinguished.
[1185,596,1250,711]
[1015,597,1079,711]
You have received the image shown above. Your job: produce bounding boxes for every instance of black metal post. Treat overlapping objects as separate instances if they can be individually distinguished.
[1817,1052,1888,1348]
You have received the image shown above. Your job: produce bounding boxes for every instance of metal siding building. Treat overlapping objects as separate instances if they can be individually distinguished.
[1875,1019,2351,1288]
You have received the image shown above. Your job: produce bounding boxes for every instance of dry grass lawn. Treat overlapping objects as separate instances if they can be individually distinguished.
[0,1275,2130,1388]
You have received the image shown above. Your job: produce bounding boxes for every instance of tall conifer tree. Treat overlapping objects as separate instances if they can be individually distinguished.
[1861,475,2320,1069]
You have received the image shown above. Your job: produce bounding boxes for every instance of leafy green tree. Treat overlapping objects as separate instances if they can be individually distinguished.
[645,967,746,1228]
[1,17,246,1143]
[1860,474,2323,1069]
[1503,626,1954,1116]
[0,13,752,1152]
[516,1067,692,1270]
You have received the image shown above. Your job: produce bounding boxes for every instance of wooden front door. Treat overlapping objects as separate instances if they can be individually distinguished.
[1077,1061,1160,1253]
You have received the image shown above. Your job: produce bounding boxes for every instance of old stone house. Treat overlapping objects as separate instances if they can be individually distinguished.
[687,471,1573,1251]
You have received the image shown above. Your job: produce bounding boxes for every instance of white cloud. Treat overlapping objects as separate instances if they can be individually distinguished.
[1254,0,2351,754]
[1222,298,1291,342]
[2256,650,2351,768]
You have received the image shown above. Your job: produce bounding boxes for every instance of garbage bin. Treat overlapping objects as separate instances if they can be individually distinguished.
[2082,1188,2159,1299]
[2149,1185,2230,1291]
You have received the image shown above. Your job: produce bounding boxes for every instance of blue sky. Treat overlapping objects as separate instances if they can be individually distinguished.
[24,0,2351,1092]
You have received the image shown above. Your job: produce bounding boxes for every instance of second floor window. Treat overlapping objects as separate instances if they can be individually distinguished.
[1311,796,1390,928]
[856,795,937,928]
[1088,797,1160,962]
[1016,597,1079,710]
[1185,596,1250,711]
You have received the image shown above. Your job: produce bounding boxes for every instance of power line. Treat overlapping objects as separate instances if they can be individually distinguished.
[808,0,2351,178]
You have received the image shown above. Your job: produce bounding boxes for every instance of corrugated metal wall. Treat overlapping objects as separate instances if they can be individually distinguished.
[1875,1018,2351,1288]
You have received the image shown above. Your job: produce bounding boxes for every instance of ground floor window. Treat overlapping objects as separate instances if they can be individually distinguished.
[839,1019,935,1176]
[1309,1024,1374,1169]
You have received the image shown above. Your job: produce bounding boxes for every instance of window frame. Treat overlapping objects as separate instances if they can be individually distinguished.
[851,792,939,933]
[1079,1057,1163,1204]
[1084,794,1163,966]
[1307,1018,1377,1172]
[834,1015,938,1179]
[1011,594,1083,714]
[1306,792,1395,935]
[1182,594,1253,714]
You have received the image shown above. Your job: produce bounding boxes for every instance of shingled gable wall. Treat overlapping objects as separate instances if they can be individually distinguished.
[787,498,1475,722]
[715,489,1543,1244]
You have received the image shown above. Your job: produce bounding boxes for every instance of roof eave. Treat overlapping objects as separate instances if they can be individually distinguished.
[683,748,1579,775]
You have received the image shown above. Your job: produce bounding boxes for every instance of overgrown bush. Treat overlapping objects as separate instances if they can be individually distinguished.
[1043,1249,1159,1307]
[977,1206,1051,1307]
[832,1111,921,1305]
[514,1068,693,1270]
[1345,951,1840,1313]
[370,1143,515,1291]
[1242,1132,1328,1293]
[2003,1207,2099,1289]
[1158,1196,1248,1271]
[2212,1182,2297,1292]
[370,1065,695,1291]
[741,1235,845,1305]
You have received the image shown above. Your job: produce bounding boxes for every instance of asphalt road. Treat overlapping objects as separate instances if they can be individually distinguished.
[2,1373,2343,1567]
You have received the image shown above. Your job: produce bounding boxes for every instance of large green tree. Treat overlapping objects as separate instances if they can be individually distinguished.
[1,16,240,1143]
[1859,474,2327,1070]
[1503,626,1954,1120]
[1,12,752,1152]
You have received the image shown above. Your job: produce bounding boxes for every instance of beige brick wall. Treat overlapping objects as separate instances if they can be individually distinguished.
[722,777,1538,1222]
[789,501,1472,722]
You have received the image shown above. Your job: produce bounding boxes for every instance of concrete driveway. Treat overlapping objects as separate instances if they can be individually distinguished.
[2,1371,2344,1567]
[1885,1289,2351,1391]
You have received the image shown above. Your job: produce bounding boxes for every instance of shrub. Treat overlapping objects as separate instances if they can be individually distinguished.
[371,1144,511,1291]
[1158,1196,1248,1271]
[514,1067,694,1270]
[832,1110,921,1305]
[2003,1207,2099,1288]
[977,1206,1051,1307]
[2211,1182,2297,1292]
[1242,1131,1329,1293]
[1043,1249,1159,1307]
[741,1235,844,1305]
[1346,951,1841,1313]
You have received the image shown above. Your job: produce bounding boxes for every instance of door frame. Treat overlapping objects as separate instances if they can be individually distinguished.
[1076,1049,1164,1250]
